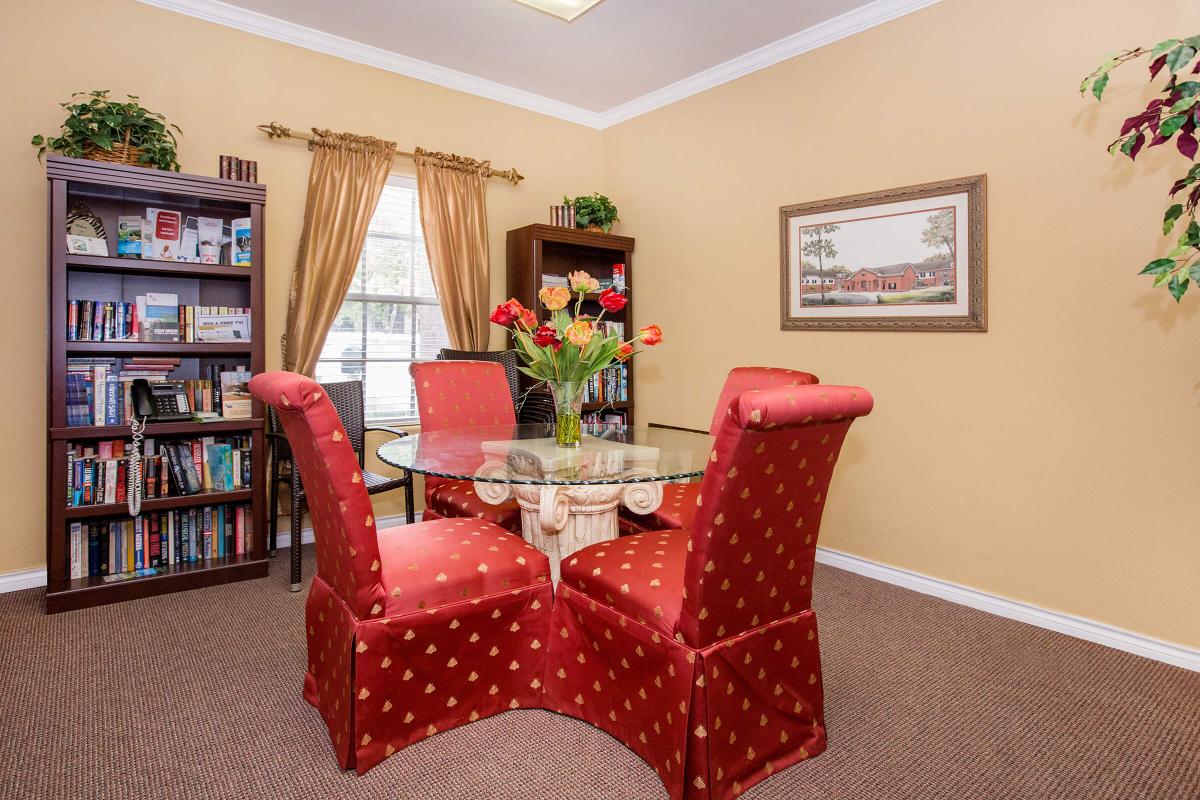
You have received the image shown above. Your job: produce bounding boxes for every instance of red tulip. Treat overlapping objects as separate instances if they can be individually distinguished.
[532,324,562,351]
[638,324,663,346]
[616,341,634,361]
[518,309,538,329]
[598,288,628,313]
[489,298,526,327]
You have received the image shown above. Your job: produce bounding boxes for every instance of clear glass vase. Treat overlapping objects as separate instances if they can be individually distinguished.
[548,381,585,448]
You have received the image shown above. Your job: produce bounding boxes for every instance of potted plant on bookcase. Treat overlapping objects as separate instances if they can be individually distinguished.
[31,90,182,171]
[489,271,662,447]
[570,193,620,233]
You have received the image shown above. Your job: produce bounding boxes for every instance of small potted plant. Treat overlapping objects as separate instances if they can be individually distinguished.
[32,90,182,172]
[489,272,661,447]
[569,193,620,233]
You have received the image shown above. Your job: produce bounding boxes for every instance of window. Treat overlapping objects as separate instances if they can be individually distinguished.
[315,177,449,422]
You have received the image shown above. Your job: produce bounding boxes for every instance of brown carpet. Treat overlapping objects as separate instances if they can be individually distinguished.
[0,548,1196,800]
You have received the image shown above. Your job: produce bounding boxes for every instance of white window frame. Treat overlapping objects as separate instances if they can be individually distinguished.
[315,175,445,424]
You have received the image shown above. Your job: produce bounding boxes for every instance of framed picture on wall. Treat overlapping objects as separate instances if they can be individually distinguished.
[780,174,986,331]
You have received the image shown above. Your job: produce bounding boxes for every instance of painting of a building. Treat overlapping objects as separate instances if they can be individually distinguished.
[841,262,919,293]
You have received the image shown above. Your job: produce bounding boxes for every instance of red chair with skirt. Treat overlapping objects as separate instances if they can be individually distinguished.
[621,366,819,534]
[546,382,873,799]
[411,360,523,532]
[249,371,552,774]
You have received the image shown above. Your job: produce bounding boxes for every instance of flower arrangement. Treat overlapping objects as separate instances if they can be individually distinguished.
[489,269,662,446]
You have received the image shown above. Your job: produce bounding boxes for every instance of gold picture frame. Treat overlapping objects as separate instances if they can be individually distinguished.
[780,174,987,331]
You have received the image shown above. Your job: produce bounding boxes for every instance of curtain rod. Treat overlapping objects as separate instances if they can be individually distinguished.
[255,122,524,185]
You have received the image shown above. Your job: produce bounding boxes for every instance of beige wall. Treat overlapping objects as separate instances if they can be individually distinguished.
[0,0,602,573]
[604,0,1200,647]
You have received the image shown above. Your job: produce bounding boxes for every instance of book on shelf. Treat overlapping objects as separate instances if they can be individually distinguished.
[67,501,253,580]
[219,368,252,419]
[65,358,243,426]
[67,300,137,342]
[66,434,252,507]
[138,292,179,342]
[582,363,629,405]
[146,208,182,261]
[116,216,142,258]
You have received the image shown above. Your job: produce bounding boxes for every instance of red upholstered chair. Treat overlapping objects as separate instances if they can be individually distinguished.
[248,371,552,774]
[410,361,523,532]
[621,366,819,534]
[546,382,873,800]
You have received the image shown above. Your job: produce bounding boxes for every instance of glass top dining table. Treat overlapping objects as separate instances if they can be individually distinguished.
[375,423,715,486]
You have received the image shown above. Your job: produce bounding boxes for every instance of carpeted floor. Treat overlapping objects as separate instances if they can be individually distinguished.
[0,548,1196,800]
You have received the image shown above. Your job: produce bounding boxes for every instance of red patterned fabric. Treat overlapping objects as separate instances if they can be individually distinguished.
[410,361,522,531]
[427,480,523,530]
[622,367,819,535]
[249,371,552,774]
[546,382,873,800]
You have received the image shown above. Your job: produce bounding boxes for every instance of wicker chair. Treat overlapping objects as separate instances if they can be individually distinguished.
[436,348,556,424]
[267,380,415,591]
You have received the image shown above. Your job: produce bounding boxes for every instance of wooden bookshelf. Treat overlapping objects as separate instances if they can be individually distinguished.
[45,155,268,613]
[506,224,637,424]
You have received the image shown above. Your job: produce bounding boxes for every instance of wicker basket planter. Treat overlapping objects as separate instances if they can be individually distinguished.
[82,130,144,168]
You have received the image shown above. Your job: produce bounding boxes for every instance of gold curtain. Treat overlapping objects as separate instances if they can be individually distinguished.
[414,147,491,350]
[282,128,397,375]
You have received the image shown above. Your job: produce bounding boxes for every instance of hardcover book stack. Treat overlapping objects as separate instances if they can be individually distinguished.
[68,502,254,580]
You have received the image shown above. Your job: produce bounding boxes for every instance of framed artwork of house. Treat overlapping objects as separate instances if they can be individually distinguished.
[780,174,987,331]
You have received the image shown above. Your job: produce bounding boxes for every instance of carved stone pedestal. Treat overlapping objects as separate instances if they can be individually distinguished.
[475,464,663,583]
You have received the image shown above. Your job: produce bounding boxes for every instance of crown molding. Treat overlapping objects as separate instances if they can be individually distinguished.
[139,0,941,130]
[595,0,943,127]
[136,0,605,128]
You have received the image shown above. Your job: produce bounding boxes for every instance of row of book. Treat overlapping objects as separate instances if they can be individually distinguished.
[65,359,250,426]
[66,298,250,343]
[67,503,253,580]
[66,435,252,507]
[582,364,630,404]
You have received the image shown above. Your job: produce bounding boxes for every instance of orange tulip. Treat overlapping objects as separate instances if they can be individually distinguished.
[638,324,663,346]
[538,286,571,311]
[568,270,600,293]
[564,320,594,347]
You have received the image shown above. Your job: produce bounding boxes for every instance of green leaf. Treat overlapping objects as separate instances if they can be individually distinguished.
[1160,113,1188,138]
[1170,94,1200,114]
[30,135,43,145]
[1152,39,1180,58]
[1139,257,1177,275]
[1163,204,1184,234]
[1166,45,1197,74]
[1091,73,1109,101]
[1167,273,1190,301]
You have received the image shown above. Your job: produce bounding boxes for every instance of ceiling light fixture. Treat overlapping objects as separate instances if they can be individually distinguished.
[510,0,606,22]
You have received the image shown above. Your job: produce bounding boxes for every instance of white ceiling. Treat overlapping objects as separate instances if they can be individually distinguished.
[141,0,940,128]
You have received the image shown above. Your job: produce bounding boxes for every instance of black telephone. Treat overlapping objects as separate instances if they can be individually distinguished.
[127,380,194,516]
[131,379,193,422]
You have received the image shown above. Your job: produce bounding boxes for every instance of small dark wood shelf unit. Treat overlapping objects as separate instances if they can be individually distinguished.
[506,224,636,424]
[45,155,268,613]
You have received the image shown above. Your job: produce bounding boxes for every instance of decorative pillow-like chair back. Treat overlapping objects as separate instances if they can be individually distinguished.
[248,372,386,620]
[708,366,819,435]
[680,383,874,647]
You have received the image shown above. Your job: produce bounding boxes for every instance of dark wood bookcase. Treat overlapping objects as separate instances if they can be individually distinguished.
[506,224,637,424]
[45,156,268,613]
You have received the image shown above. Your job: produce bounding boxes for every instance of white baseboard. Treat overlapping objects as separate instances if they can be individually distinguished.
[815,546,1200,673]
[0,567,48,593]
[1,524,1193,672]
